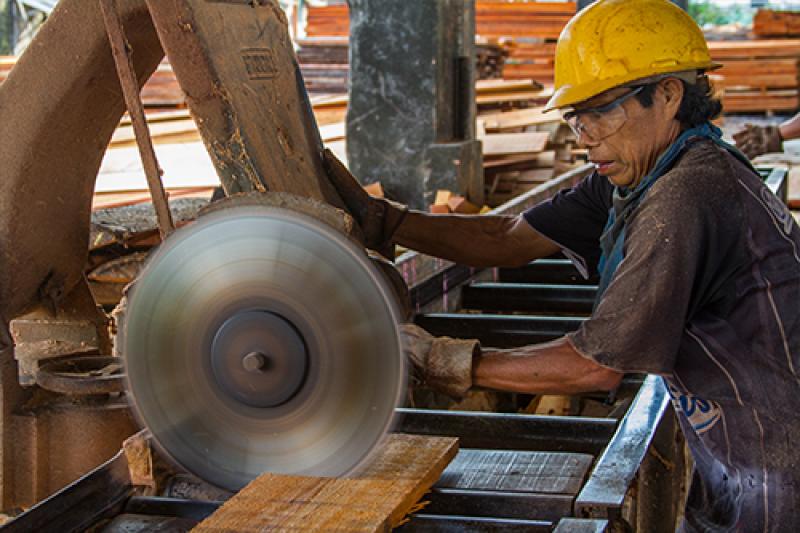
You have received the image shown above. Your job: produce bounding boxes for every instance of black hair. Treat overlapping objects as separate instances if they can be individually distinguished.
[634,76,722,129]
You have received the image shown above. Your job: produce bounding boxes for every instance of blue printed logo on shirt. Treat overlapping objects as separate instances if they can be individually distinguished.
[667,383,722,434]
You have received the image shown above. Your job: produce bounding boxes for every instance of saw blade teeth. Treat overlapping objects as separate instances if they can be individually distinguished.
[122,207,405,490]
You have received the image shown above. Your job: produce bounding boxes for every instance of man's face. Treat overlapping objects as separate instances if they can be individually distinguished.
[570,80,683,189]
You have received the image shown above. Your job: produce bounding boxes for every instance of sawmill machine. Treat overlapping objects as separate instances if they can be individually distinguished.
[0,0,409,510]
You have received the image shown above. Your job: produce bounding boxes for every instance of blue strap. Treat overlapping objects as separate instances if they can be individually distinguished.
[595,122,754,301]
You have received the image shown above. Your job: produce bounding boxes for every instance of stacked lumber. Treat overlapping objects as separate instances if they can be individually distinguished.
[754,9,800,38]
[139,61,184,108]
[304,1,575,42]
[502,41,557,84]
[475,78,552,111]
[475,0,575,40]
[475,42,508,80]
[305,3,349,37]
[296,37,350,94]
[478,105,582,206]
[709,40,800,113]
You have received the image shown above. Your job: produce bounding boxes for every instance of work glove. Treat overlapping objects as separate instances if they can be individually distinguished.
[322,149,408,259]
[400,323,480,400]
[733,124,783,159]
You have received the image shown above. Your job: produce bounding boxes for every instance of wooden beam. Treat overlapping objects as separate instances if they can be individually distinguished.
[194,434,458,532]
[480,132,550,156]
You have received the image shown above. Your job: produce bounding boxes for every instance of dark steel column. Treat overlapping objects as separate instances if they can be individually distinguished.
[347,0,484,209]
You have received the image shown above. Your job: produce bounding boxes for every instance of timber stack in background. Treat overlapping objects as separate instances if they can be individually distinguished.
[296,37,350,95]
[754,9,800,37]
[302,1,575,87]
[709,39,800,113]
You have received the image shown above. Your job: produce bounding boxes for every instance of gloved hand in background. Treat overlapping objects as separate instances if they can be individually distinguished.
[322,149,408,259]
[733,124,783,159]
[400,323,480,400]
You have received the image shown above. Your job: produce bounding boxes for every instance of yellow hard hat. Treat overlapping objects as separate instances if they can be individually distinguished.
[544,0,719,112]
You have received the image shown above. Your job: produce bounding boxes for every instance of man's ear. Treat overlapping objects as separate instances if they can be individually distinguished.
[659,78,685,119]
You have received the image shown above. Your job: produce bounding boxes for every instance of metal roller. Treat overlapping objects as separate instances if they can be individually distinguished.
[121,206,405,491]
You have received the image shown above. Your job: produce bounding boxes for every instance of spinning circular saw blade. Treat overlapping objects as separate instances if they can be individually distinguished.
[121,206,406,491]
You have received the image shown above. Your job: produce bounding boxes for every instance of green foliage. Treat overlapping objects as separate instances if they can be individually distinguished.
[0,3,9,55]
[689,1,755,27]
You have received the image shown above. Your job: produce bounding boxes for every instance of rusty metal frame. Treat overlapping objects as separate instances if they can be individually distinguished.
[100,0,174,238]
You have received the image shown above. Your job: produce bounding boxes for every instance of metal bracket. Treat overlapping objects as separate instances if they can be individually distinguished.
[100,0,174,239]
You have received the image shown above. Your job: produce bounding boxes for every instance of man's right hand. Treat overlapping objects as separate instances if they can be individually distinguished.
[733,124,783,159]
[322,149,408,259]
[401,323,480,400]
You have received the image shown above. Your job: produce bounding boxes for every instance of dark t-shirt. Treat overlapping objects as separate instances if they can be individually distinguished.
[524,140,800,531]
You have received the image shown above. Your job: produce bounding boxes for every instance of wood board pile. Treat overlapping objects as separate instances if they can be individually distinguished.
[709,40,800,112]
[502,40,557,83]
[475,78,552,111]
[476,42,508,80]
[753,9,800,38]
[478,105,582,207]
[294,38,509,94]
[305,2,349,37]
[305,1,575,41]
[296,37,350,94]
[475,0,575,40]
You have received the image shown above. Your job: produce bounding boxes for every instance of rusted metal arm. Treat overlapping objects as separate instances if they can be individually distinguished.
[100,0,174,238]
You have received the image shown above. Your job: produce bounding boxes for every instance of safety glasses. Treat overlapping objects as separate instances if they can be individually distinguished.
[561,85,646,142]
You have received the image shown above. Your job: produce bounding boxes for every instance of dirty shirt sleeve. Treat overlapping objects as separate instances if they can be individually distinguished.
[523,171,612,278]
[567,176,711,375]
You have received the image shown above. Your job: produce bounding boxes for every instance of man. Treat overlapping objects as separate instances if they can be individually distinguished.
[324,0,800,530]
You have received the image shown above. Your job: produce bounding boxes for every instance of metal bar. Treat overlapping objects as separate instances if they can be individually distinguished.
[415,313,584,348]
[395,409,617,454]
[100,0,174,238]
[498,259,598,286]
[423,488,575,521]
[462,283,597,315]
[1,451,133,533]
[553,518,609,533]
[398,514,553,532]
[410,263,478,311]
[575,375,671,517]
[763,167,788,203]
[123,497,221,521]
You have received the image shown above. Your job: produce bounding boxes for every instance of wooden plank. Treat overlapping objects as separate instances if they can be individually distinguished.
[476,78,543,94]
[476,87,554,105]
[480,106,561,130]
[437,450,593,495]
[193,434,458,532]
[480,132,549,156]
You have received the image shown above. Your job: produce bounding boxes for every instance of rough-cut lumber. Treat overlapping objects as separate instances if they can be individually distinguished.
[480,131,550,156]
[709,39,800,113]
[305,1,576,40]
[754,9,800,38]
[193,434,458,532]
[479,105,561,130]
[437,450,593,495]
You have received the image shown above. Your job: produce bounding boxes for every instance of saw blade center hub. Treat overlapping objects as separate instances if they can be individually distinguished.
[242,351,269,373]
[210,310,309,408]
